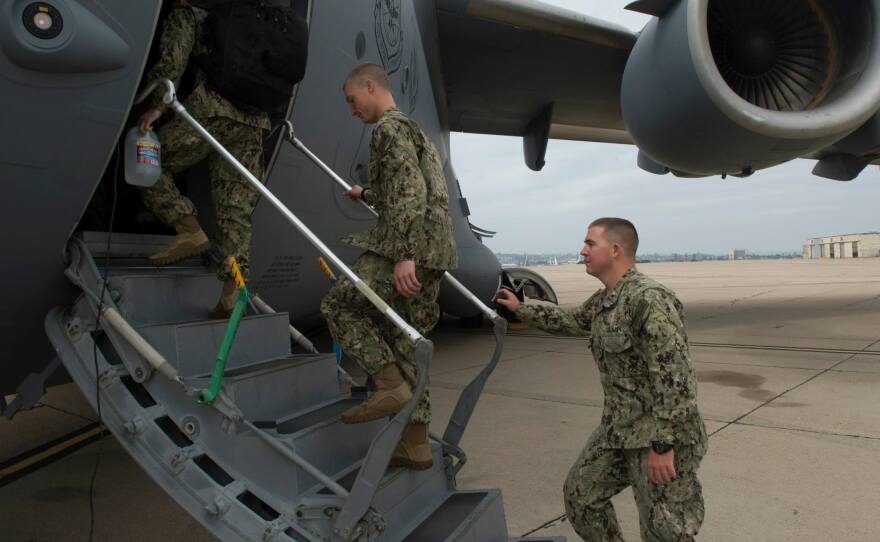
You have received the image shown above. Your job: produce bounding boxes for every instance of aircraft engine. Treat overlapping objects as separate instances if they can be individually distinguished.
[621,0,880,177]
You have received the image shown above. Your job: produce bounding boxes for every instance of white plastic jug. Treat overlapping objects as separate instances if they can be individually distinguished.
[124,127,161,187]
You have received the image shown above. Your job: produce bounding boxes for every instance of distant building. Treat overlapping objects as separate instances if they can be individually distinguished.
[803,233,880,259]
[729,249,747,260]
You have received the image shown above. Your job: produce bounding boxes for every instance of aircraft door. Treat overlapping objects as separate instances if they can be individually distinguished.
[0,0,161,396]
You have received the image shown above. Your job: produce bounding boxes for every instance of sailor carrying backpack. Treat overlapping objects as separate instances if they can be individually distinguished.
[203,0,309,113]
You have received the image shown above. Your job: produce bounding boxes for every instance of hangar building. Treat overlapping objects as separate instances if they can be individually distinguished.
[803,233,880,259]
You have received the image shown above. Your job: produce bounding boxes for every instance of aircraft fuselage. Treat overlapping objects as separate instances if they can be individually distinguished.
[0,0,501,397]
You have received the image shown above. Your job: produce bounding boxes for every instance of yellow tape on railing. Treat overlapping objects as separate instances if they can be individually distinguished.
[227,257,246,289]
[317,256,336,282]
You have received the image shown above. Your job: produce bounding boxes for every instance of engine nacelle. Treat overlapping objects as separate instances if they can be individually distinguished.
[621,0,880,177]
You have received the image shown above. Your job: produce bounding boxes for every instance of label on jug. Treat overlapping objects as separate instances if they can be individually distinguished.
[136,140,160,166]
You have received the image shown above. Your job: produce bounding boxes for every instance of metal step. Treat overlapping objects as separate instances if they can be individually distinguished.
[82,230,196,259]
[81,231,211,274]
[402,489,509,542]
[311,444,452,541]
[263,396,386,491]
[136,313,292,378]
[108,271,225,326]
[209,354,340,423]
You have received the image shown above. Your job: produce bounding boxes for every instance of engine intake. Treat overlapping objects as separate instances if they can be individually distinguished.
[709,0,835,112]
[621,0,880,177]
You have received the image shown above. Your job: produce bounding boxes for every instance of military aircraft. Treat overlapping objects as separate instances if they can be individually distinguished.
[6,0,880,409]
[3,0,880,540]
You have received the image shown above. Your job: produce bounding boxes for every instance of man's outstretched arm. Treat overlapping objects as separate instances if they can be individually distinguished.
[495,289,595,337]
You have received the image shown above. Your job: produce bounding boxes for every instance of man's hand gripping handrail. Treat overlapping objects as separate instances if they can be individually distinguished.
[134,78,176,106]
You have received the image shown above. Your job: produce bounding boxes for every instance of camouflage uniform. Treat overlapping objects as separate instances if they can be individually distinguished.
[516,267,707,541]
[321,107,458,424]
[138,4,270,280]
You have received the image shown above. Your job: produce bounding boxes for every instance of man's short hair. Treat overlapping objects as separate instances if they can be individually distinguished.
[589,217,639,258]
[345,63,390,90]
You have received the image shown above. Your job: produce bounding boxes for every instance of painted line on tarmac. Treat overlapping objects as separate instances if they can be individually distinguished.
[0,423,107,488]
[690,342,880,356]
[446,329,880,356]
[732,421,880,441]
[37,401,99,423]
[709,346,870,438]
[432,380,603,408]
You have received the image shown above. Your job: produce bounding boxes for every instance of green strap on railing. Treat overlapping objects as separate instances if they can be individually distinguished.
[199,258,248,405]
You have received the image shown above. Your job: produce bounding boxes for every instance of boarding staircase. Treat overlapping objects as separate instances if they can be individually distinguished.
[45,79,564,542]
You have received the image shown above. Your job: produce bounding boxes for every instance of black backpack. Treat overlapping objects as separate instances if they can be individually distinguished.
[203,1,309,113]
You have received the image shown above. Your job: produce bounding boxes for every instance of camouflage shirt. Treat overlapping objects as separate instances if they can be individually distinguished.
[516,267,707,450]
[142,5,270,130]
[342,108,458,271]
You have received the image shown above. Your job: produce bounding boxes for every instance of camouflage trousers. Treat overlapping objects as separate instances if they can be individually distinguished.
[138,115,264,281]
[564,429,706,541]
[320,251,445,425]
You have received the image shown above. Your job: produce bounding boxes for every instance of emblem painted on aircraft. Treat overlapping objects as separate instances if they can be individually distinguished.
[374,0,403,75]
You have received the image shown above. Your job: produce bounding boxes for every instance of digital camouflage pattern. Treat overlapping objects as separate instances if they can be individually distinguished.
[139,116,263,281]
[564,428,705,541]
[516,267,706,449]
[143,5,270,130]
[320,251,445,424]
[138,3,269,281]
[516,267,707,541]
[341,108,458,271]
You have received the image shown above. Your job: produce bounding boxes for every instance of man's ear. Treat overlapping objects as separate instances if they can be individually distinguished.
[611,243,622,259]
[365,79,375,93]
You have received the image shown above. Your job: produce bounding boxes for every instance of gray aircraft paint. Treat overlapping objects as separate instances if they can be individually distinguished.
[0,0,501,397]
[0,0,163,396]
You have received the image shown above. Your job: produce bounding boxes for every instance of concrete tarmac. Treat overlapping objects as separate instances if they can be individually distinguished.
[2,259,880,541]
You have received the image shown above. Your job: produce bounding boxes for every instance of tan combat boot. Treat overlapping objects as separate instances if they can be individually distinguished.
[209,279,238,319]
[341,364,412,424]
[389,422,433,470]
[149,216,210,266]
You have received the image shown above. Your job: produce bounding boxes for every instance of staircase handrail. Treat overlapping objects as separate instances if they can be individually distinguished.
[136,78,431,540]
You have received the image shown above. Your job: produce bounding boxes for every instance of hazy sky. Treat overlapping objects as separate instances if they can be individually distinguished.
[448,1,880,255]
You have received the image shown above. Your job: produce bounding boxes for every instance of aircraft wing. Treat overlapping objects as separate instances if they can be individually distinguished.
[437,0,880,179]
[436,0,637,162]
